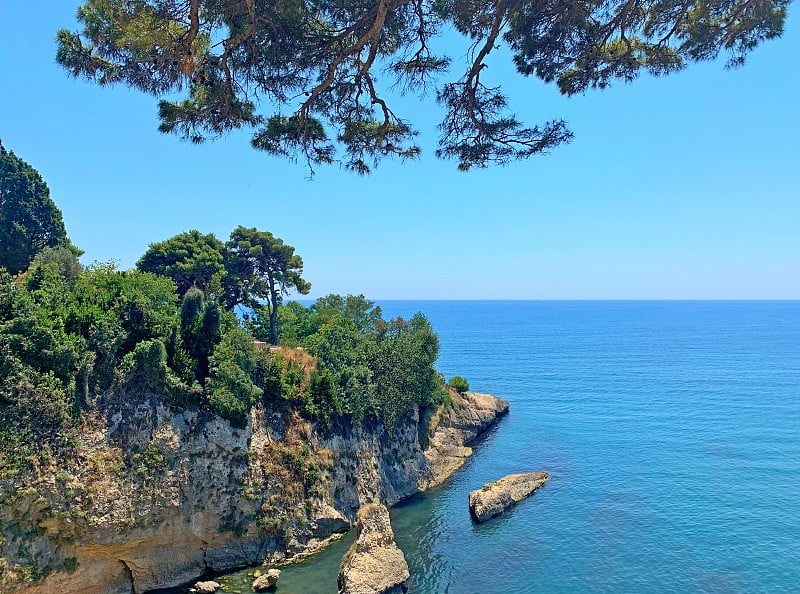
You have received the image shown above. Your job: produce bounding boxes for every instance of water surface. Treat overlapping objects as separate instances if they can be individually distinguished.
[220,301,800,593]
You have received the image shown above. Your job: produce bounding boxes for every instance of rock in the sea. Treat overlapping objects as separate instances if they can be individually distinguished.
[252,568,281,591]
[338,503,409,594]
[193,580,221,593]
[468,472,549,523]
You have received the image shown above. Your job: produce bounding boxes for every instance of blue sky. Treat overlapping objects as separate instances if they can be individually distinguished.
[1,3,798,299]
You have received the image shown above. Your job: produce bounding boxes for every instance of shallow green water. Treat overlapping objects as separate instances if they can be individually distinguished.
[210,531,354,594]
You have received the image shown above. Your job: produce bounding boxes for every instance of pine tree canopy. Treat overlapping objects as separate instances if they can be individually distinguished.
[57,0,788,173]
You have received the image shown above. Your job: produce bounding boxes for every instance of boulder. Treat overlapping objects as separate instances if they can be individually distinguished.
[468,472,549,523]
[193,581,221,594]
[338,503,409,594]
[252,568,281,591]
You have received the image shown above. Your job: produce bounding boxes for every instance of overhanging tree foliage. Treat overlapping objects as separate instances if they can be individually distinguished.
[56,0,787,172]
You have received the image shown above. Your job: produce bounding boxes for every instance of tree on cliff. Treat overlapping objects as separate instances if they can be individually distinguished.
[56,0,787,173]
[226,226,311,345]
[137,230,228,299]
[0,141,76,274]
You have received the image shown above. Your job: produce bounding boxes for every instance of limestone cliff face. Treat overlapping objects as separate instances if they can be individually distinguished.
[0,390,507,594]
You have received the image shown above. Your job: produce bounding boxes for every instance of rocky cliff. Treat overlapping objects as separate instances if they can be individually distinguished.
[0,390,508,593]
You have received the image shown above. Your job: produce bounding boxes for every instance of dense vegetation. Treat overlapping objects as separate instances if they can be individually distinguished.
[56,0,787,172]
[0,144,451,480]
[0,261,447,476]
[0,141,79,274]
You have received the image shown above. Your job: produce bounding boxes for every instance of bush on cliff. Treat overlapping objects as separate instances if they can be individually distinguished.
[205,328,262,427]
[448,376,470,393]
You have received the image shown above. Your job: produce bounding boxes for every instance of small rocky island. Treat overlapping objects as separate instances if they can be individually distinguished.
[338,503,409,594]
[469,472,550,523]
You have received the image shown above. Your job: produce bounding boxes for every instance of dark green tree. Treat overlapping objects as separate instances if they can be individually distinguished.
[371,313,440,428]
[448,375,470,393]
[137,230,228,299]
[227,227,310,345]
[0,141,75,274]
[56,0,787,172]
[305,320,374,422]
[179,287,223,383]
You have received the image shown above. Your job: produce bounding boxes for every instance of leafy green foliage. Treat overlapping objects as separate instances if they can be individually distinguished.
[137,230,228,299]
[371,313,442,428]
[29,247,83,285]
[279,295,446,429]
[305,320,374,423]
[0,141,75,274]
[205,328,262,426]
[56,0,787,172]
[118,338,180,392]
[1,213,457,476]
[448,375,469,393]
[179,287,224,384]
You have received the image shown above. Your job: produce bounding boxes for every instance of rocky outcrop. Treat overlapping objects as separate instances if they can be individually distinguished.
[192,580,221,593]
[421,392,509,490]
[338,503,409,594]
[468,472,549,523]
[0,390,507,593]
[252,568,280,591]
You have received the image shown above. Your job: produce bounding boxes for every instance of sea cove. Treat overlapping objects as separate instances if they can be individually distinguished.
[219,300,800,593]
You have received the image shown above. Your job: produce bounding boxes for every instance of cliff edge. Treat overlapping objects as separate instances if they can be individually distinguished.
[0,390,508,593]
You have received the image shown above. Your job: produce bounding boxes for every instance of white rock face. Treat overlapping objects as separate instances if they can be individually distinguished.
[468,472,549,522]
[338,503,409,594]
[193,580,221,593]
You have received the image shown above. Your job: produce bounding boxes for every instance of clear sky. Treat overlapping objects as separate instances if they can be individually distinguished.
[1,3,798,299]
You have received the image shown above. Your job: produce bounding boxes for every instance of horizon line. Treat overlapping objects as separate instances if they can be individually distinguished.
[295,298,800,302]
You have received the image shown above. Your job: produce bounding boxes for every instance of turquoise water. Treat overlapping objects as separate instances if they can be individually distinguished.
[219,301,800,593]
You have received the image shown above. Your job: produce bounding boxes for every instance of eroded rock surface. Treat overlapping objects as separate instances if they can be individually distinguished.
[338,503,409,594]
[1,389,508,593]
[252,568,280,591]
[422,392,510,490]
[468,472,549,523]
[192,580,220,593]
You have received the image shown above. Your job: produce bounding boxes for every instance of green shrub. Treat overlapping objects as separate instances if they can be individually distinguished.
[448,375,470,393]
[206,361,262,427]
[121,339,168,383]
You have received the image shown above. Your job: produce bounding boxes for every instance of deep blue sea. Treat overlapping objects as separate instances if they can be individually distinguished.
[217,301,800,593]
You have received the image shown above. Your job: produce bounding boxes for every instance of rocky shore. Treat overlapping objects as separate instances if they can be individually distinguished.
[0,390,508,593]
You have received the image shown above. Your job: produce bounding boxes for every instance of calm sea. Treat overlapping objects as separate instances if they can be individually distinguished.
[213,301,800,594]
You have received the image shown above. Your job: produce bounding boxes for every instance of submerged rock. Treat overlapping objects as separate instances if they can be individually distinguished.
[252,568,281,591]
[338,503,409,594]
[468,472,549,522]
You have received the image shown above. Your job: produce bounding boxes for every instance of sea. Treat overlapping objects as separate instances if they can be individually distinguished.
[210,301,800,594]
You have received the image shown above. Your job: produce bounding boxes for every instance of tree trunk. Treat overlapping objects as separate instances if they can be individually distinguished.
[269,285,279,345]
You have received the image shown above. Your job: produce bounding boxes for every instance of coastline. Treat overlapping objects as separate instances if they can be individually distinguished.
[2,390,508,594]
